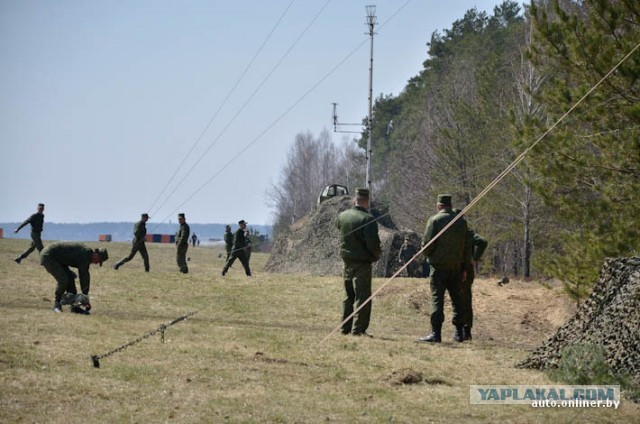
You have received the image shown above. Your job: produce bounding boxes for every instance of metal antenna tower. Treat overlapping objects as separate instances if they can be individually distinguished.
[331,7,377,192]
[365,5,376,191]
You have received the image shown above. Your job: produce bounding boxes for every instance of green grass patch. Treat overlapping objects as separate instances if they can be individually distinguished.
[0,238,638,423]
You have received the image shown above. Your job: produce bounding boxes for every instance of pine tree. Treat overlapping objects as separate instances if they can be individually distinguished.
[527,0,640,287]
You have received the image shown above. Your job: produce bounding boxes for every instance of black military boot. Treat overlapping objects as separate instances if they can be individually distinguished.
[463,326,472,341]
[453,326,465,342]
[417,330,441,343]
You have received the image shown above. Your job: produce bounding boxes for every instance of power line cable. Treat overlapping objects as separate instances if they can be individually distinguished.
[147,0,298,216]
[150,0,334,219]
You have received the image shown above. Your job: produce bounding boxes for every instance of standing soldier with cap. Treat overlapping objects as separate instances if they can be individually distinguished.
[113,213,150,272]
[223,225,233,261]
[336,188,381,336]
[417,194,468,343]
[398,236,418,277]
[14,203,46,264]
[221,220,252,276]
[460,224,488,341]
[176,213,190,273]
[40,242,108,314]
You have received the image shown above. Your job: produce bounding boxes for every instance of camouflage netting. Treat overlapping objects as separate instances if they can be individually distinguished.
[264,195,422,277]
[517,256,640,377]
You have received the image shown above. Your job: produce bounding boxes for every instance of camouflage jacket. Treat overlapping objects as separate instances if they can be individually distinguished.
[176,223,190,246]
[133,220,147,244]
[422,208,468,269]
[224,230,233,252]
[17,212,44,233]
[464,230,488,264]
[336,206,381,264]
[232,229,248,251]
[40,242,93,293]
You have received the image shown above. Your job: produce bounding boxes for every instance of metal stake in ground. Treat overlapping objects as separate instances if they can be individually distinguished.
[91,310,198,368]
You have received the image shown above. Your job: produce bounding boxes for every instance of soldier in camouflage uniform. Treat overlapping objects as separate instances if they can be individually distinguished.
[398,236,418,277]
[460,225,488,341]
[336,188,381,336]
[40,242,108,313]
[417,194,468,343]
[114,213,150,272]
[175,213,190,273]
[14,203,45,264]
[221,220,251,276]
[224,225,233,261]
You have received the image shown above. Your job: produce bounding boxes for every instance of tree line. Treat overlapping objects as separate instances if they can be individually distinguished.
[268,0,639,300]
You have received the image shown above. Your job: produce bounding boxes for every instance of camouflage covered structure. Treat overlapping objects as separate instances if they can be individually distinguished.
[517,257,640,379]
[265,195,422,278]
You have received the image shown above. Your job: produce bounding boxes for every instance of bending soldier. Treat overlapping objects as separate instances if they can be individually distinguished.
[40,242,108,314]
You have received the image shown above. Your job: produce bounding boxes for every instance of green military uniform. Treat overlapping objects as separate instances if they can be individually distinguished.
[336,189,381,335]
[222,221,251,276]
[460,229,488,337]
[398,238,418,277]
[114,214,150,271]
[176,214,190,273]
[245,230,253,262]
[420,194,468,342]
[15,206,45,263]
[224,226,233,261]
[40,242,108,312]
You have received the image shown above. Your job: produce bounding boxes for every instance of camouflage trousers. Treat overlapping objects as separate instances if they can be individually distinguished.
[19,231,44,260]
[117,241,149,271]
[459,264,476,327]
[429,266,464,331]
[222,249,251,276]
[342,261,373,335]
[41,256,82,303]
[176,244,189,273]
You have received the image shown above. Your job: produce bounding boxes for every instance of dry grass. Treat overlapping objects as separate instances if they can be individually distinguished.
[1,238,638,423]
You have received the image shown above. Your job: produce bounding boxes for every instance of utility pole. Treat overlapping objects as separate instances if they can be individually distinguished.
[365,5,376,192]
[331,6,377,193]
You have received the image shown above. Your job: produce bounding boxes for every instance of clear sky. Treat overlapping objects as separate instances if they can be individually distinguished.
[1,0,504,225]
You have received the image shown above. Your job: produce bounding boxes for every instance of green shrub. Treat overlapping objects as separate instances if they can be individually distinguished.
[548,343,640,402]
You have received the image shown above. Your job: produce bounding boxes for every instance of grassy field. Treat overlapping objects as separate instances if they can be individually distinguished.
[1,238,638,423]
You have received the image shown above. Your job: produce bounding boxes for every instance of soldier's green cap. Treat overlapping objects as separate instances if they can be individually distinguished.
[238,220,247,225]
[355,188,370,198]
[141,213,150,219]
[178,213,185,218]
[437,194,452,206]
[94,248,109,266]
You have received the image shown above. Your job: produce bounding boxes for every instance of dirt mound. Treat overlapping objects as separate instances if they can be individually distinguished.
[517,257,640,376]
[264,195,422,277]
